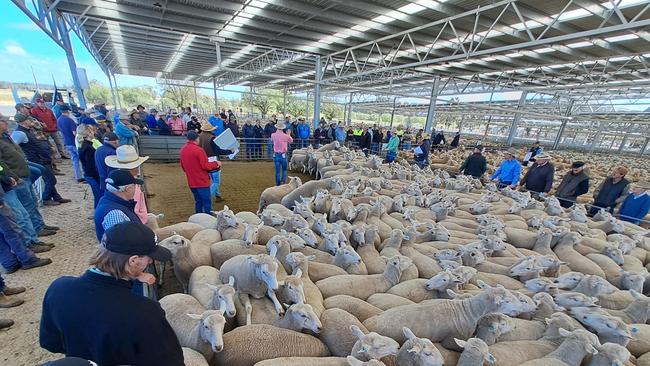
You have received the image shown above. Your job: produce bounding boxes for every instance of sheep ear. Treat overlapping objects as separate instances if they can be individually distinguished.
[402,327,416,340]
[186,313,202,320]
[485,353,497,364]
[282,303,291,310]
[294,268,303,278]
[454,338,467,349]
[257,222,264,229]
[223,205,229,211]
[446,289,458,298]
[228,276,235,287]
[558,328,571,337]
[205,283,220,291]
[630,289,642,299]
[306,255,317,261]
[350,325,365,338]
[268,245,278,258]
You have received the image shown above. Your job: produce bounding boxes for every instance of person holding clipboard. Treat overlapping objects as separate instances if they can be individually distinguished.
[413,133,431,168]
[523,141,542,166]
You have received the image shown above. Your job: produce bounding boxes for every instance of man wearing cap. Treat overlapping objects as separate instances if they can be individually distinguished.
[93,169,144,241]
[618,182,650,225]
[518,153,555,198]
[384,127,400,163]
[31,98,69,160]
[137,104,148,123]
[491,149,522,189]
[459,145,488,179]
[168,110,185,136]
[271,121,293,186]
[40,221,184,365]
[555,161,590,208]
[589,166,631,216]
[94,132,119,195]
[263,119,277,158]
[104,145,150,224]
[57,105,84,182]
[115,111,138,146]
[180,131,221,213]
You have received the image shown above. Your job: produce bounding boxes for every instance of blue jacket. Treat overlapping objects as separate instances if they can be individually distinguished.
[93,192,140,241]
[115,121,137,146]
[297,123,311,139]
[335,127,346,142]
[40,270,183,365]
[208,115,226,136]
[94,143,116,191]
[57,115,77,146]
[242,124,255,138]
[146,114,158,129]
[491,159,522,185]
[263,122,276,138]
[619,193,650,225]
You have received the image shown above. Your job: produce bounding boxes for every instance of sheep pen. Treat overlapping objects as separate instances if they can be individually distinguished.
[153,145,650,366]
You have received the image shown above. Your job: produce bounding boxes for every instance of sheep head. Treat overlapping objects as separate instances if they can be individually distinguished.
[455,338,496,364]
[552,292,598,309]
[295,227,318,248]
[186,309,226,353]
[558,328,601,356]
[432,249,460,261]
[524,278,558,294]
[278,271,306,305]
[593,342,631,366]
[621,272,647,293]
[554,271,585,290]
[241,222,262,246]
[425,269,461,291]
[158,234,189,258]
[351,325,400,361]
[335,246,362,267]
[399,327,444,366]
[283,303,321,333]
[250,254,279,291]
[206,279,236,318]
[572,311,636,343]
[261,209,285,227]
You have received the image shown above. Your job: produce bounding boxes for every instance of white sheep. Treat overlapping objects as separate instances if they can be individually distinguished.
[258,176,302,213]
[350,325,400,362]
[455,337,496,366]
[146,213,205,240]
[159,234,212,291]
[187,266,236,317]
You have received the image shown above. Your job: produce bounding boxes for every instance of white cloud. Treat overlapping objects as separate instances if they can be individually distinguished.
[5,40,28,56]
[8,22,39,32]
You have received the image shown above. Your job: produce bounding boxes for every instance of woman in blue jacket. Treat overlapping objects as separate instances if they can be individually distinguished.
[491,149,522,189]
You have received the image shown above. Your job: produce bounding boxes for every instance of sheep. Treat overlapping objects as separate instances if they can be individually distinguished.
[586,342,631,366]
[209,239,266,268]
[334,246,367,275]
[350,325,400,362]
[261,207,288,227]
[281,178,345,208]
[191,229,222,247]
[182,347,209,366]
[553,292,599,309]
[473,313,515,345]
[187,266,236,317]
[319,308,369,357]
[284,252,325,316]
[554,271,585,290]
[518,328,601,366]
[254,357,385,366]
[145,213,205,240]
[366,293,415,310]
[395,327,445,366]
[628,324,650,357]
[570,307,637,346]
[219,251,283,324]
[214,324,330,366]
[316,255,413,300]
[455,337,496,366]
[323,295,383,322]
[363,282,522,345]
[356,227,387,275]
[258,176,302,213]
[188,213,218,229]
[159,234,212,291]
[554,233,608,278]
[604,290,650,323]
[159,294,226,360]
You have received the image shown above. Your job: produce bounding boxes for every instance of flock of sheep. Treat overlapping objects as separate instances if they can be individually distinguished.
[144,142,650,366]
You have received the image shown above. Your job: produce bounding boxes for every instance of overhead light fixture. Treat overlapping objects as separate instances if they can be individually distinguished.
[398,3,425,14]
[566,41,592,48]
[604,34,638,42]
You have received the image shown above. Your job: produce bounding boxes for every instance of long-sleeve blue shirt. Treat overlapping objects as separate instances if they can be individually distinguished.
[491,159,522,185]
[297,123,311,139]
[619,192,650,225]
[208,115,226,136]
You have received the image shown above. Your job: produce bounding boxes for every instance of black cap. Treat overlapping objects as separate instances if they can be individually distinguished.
[15,103,31,110]
[60,105,71,112]
[186,130,199,140]
[103,132,118,142]
[572,161,585,168]
[44,357,97,366]
[103,222,171,261]
[137,104,145,110]
[105,169,143,188]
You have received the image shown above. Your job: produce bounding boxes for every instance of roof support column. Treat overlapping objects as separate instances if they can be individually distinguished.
[552,99,574,150]
[282,87,287,116]
[390,97,397,127]
[107,72,118,110]
[57,14,86,109]
[112,73,121,109]
[590,121,605,153]
[506,91,528,146]
[212,78,218,112]
[640,137,649,156]
[313,56,321,129]
[193,81,199,111]
[346,92,353,124]
[305,93,310,123]
[424,77,440,133]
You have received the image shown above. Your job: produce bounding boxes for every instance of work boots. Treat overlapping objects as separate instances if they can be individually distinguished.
[0,293,23,308]
[0,319,14,330]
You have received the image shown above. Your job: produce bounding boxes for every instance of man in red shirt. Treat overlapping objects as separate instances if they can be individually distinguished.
[179,131,221,213]
[30,98,69,160]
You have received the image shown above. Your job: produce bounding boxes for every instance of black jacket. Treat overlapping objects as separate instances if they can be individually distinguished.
[78,140,99,180]
[520,162,555,193]
[16,125,52,165]
[359,132,372,149]
[40,270,183,366]
[460,153,487,178]
[432,133,446,146]
[450,134,460,147]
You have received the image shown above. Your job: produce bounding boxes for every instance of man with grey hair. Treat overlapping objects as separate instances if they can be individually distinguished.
[93,169,143,242]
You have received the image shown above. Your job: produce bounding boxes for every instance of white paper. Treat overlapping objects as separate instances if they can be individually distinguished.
[524,152,532,161]
[207,156,218,162]
[414,146,423,155]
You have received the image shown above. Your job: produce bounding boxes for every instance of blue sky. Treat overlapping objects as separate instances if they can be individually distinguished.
[0,2,244,99]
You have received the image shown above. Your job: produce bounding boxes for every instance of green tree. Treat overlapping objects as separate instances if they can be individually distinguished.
[286,98,306,117]
[161,84,194,108]
[118,86,156,108]
[252,95,273,117]
[85,80,111,105]
[321,102,343,120]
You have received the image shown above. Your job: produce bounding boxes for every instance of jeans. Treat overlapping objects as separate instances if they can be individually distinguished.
[13,179,44,234]
[497,181,513,189]
[28,162,42,184]
[267,138,274,159]
[245,138,254,158]
[66,145,83,180]
[274,153,288,186]
[28,162,59,201]
[209,170,221,198]
[190,187,212,213]
[46,131,68,159]
[415,159,428,169]
[402,142,411,151]
[0,206,37,271]
[3,190,38,244]
[385,151,397,163]
[85,176,102,208]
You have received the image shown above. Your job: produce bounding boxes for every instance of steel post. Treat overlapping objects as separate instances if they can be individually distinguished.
[313,56,321,129]
[552,99,574,150]
[506,91,528,146]
[212,78,218,112]
[390,97,397,127]
[107,72,118,110]
[424,77,440,133]
[193,81,199,110]
[112,73,122,109]
[282,87,287,116]
[346,92,353,124]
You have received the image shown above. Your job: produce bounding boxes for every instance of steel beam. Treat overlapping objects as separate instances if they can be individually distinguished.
[506,91,528,146]
[390,97,397,127]
[313,56,321,129]
[552,99,574,150]
[213,78,218,112]
[107,72,118,110]
[424,77,440,133]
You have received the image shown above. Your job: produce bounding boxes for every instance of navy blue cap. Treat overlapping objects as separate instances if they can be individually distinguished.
[103,222,171,261]
[105,169,143,188]
[59,105,71,112]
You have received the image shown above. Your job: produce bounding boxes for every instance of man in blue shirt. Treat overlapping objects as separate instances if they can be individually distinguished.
[619,181,650,225]
[296,118,311,148]
[57,105,84,182]
[94,132,119,196]
[208,112,226,136]
[490,149,522,189]
[145,109,158,134]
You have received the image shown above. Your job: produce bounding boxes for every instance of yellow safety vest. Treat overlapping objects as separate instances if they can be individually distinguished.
[353,129,362,136]
[396,130,404,137]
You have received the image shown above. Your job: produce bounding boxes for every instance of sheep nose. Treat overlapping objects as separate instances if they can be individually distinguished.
[228,311,236,317]
[216,345,224,352]
[316,326,322,332]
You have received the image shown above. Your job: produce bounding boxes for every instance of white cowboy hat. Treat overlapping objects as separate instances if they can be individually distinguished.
[105,145,149,169]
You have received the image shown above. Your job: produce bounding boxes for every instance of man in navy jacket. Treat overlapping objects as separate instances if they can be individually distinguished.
[40,222,183,365]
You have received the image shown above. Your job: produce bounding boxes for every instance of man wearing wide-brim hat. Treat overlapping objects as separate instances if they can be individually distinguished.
[270,121,293,186]
[518,152,555,197]
[114,110,138,147]
[618,181,650,225]
[491,148,522,189]
[104,145,150,224]
[198,121,233,203]
[554,161,590,208]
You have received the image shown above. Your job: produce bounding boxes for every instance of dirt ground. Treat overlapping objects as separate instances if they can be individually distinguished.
[0,160,310,365]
